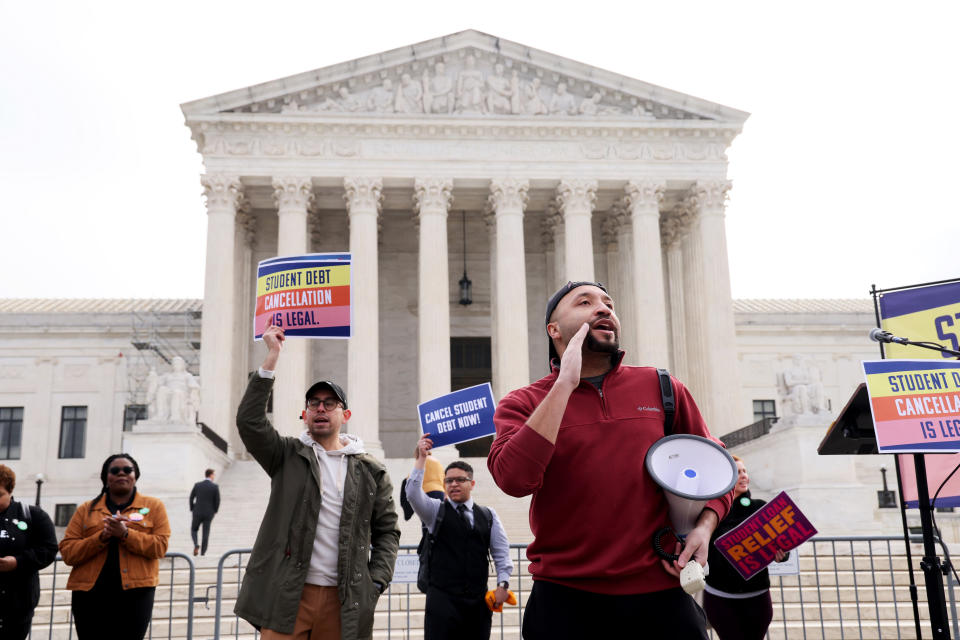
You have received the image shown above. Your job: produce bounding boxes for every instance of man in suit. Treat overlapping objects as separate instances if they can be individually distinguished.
[189,468,220,556]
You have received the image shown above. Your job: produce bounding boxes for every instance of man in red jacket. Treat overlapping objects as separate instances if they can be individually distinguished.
[488,281,733,639]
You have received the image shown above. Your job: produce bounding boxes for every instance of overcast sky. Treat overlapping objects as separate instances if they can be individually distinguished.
[2,0,958,301]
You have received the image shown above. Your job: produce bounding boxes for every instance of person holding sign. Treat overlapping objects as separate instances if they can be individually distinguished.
[407,434,513,640]
[233,322,399,640]
[488,281,733,640]
[704,455,787,640]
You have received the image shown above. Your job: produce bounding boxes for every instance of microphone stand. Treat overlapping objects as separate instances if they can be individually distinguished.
[879,338,959,639]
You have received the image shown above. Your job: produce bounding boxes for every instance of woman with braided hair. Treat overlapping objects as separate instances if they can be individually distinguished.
[60,453,170,639]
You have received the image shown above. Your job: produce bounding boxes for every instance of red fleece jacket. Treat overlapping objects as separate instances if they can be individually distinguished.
[488,354,733,595]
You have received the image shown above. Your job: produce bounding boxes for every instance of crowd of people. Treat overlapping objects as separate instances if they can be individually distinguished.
[6,280,788,640]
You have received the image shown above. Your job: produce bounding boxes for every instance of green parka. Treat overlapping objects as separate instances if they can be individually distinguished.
[234,374,400,638]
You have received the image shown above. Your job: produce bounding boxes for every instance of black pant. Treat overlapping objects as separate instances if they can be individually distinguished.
[424,586,492,640]
[72,585,156,640]
[0,612,31,640]
[703,590,773,640]
[191,512,215,554]
[521,580,708,640]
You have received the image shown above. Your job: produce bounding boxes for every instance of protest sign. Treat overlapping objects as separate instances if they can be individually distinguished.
[254,253,351,339]
[714,492,817,581]
[862,359,960,453]
[417,383,496,449]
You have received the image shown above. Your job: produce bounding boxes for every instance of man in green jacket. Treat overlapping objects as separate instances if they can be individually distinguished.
[235,322,400,639]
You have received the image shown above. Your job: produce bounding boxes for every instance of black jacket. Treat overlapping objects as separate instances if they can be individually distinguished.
[189,479,220,517]
[0,500,58,622]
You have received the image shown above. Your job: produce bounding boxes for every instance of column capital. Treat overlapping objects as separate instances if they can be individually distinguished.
[272,176,315,212]
[624,179,665,213]
[601,200,629,246]
[660,203,694,249]
[556,179,598,216]
[413,178,454,216]
[201,174,246,213]
[488,178,530,214]
[688,180,732,214]
[343,177,384,214]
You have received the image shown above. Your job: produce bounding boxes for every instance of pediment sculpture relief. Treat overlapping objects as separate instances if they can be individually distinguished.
[255,52,700,120]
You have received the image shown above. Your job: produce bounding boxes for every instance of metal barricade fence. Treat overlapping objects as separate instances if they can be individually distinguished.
[27,552,195,640]
[29,537,959,639]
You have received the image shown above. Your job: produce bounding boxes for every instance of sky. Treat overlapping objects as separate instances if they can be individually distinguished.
[2,0,958,301]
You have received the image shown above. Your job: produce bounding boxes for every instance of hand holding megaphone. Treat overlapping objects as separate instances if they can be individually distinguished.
[645,434,737,593]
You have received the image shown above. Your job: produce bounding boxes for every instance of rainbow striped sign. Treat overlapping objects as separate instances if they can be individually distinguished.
[254,253,351,340]
[863,359,960,452]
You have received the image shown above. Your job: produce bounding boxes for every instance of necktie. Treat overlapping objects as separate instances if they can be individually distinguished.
[457,503,470,527]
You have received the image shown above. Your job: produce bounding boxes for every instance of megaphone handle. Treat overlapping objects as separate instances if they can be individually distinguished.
[653,526,681,562]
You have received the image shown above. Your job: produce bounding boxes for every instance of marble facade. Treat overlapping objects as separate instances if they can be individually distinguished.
[181,30,749,459]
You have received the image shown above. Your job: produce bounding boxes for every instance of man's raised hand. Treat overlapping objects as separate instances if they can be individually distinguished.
[557,323,588,389]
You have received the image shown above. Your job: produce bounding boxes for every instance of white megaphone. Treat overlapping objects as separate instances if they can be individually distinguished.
[645,434,738,594]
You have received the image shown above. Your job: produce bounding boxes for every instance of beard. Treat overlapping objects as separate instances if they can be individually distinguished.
[584,331,619,354]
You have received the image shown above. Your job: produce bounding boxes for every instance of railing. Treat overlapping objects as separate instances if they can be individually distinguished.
[199,421,229,454]
[28,552,195,640]
[720,416,778,448]
[27,537,960,639]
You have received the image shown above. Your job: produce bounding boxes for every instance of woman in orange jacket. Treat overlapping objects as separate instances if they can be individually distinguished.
[59,453,170,640]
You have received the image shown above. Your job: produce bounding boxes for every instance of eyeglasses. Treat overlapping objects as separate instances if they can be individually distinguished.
[306,397,342,411]
[109,466,134,475]
[444,476,472,485]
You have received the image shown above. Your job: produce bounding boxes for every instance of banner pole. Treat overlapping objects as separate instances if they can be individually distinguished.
[914,452,952,638]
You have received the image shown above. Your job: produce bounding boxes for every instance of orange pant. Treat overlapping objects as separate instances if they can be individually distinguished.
[260,584,341,640]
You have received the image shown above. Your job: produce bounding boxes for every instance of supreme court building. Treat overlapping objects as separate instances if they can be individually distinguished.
[1,31,904,537]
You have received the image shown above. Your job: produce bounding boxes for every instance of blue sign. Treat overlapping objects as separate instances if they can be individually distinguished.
[417,383,496,448]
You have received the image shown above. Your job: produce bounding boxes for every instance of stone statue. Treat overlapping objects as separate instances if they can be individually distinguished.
[548,82,577,115]
[395,73,423,113]
[579,92,602,116]
[485,63,514,114]
[368,78,395,112]
[314,86,362,112]
[146,356,200,424]
[455,55,486,114]
[523,78,548,115]
[632,103,656,120]
[422,62,454,114]
[778,355,827,418]
[280,100,305,114]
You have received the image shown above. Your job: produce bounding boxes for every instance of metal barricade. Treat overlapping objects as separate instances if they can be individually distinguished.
[28,552,195,640]
[207,536,960,640]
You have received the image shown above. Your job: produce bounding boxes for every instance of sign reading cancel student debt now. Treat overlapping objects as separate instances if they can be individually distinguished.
[254,253,352,340]
[417,383,496,449]
[863,359,960,453]
[714,492,817,581]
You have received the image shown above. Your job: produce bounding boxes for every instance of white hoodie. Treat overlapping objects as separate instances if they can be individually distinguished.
[298,430,366,586]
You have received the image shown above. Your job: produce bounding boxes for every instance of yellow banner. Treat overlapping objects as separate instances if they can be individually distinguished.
[256,265,351,296]
[883,300,960,359]
[865,367,960,398]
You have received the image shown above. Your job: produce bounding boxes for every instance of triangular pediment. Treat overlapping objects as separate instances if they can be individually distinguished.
[181,30,747,123]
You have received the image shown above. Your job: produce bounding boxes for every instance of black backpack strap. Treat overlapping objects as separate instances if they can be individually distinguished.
[657,368,675,437]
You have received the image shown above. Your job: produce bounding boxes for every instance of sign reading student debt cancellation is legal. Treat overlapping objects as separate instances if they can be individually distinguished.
[714,492,817,581]
[863,359,960,453]
[417,384,496,449]
[254,253,351,339]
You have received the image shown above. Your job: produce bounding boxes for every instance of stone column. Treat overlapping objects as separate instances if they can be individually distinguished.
[488,178,531,399]
[271,177,314,435]
[625,180,669,367]
[484,207,498,396]
[540,212,557,295]
[600,202,636,362]
[344,177,384,458]
[690,180,743,432]
[544,202,565,291]
[661,205,691,383]
[556,179,597,282]
[199,175,244,441]
[232,208,256,454]
[680,194,711,419]
[414,178,454,403]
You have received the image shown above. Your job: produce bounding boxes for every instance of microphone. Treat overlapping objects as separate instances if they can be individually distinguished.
[869,328,909,345]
